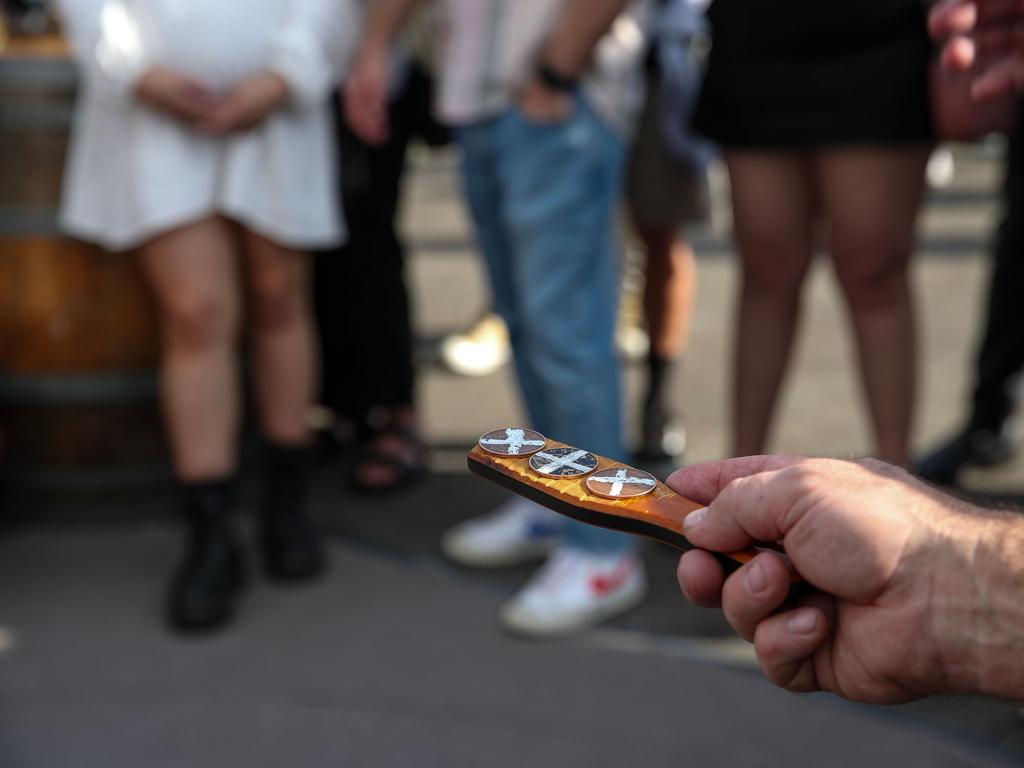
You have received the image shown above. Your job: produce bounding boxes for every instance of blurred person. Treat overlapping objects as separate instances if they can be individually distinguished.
[347,0,649,637]
[627,0,713,463]
[316,22,447,492]
[916,112,1024,486]
[670,454,1024,703]
[670,16,1024,704]
[696,1,934,467]
[56,0,357,631]
[917,1,1024,484]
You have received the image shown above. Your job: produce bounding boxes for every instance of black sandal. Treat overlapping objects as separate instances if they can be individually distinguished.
[348,416,427,494]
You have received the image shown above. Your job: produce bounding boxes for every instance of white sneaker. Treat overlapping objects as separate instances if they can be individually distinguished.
[926,147,955,189]
[441,497,566,567]
[500,546,647,637]
[439,312,511,377]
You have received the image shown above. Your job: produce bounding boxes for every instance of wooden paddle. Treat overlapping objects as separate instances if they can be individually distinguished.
[467,434,765,575]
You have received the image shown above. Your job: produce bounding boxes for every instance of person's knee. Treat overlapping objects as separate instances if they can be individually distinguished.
[161,289,238,351]
[740,239,811,297]
[248,266,304,331]
[833,235,912,311]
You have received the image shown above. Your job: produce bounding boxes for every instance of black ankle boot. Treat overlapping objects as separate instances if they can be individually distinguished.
[168,480,246,631]
[262,443,325,580]
[914,423,1017,486]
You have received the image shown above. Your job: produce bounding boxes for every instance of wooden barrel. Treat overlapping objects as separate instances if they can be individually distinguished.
[0,36,168,509]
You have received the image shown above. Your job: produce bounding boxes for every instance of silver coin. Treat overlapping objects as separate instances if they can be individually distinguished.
[528,447,599,477]
[585,465,657,499]
[478,427,547,457]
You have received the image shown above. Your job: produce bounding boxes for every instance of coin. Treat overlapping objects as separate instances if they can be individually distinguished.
[585,465,658,499]
[528,447,599,477]
[478,427,547,457]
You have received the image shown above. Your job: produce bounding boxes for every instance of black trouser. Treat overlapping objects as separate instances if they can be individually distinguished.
[969,113,1024,431]
[314,65,446,434]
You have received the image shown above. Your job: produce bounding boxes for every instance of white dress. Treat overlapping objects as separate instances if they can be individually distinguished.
[56,0,358,251]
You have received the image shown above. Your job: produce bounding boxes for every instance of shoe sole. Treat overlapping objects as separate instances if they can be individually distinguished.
[499,576,647,638]
[440,534,559,568]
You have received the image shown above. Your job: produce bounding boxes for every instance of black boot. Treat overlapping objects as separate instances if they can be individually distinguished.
[914,423,1017,486]
[167,480,246,631]
[262,442,325,580]
[635,352,687,463]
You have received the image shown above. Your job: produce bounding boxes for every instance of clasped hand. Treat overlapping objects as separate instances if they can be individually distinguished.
[135,67,290,135]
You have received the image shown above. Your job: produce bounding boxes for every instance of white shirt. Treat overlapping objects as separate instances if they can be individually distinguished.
[56,0,358,251]
[436,0,650,134]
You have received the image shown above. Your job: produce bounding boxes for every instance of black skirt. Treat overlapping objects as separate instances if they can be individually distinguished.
[695,0,934,148]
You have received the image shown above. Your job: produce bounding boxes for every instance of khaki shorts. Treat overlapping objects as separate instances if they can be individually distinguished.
[627,73,710,232]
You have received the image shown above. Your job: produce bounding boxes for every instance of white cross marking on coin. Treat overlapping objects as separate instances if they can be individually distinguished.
[586,466,657,499]
[478,427,547,456]
[528,448,598,477]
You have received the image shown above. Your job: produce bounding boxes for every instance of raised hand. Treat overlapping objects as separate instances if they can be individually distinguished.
[930,0,1024,99]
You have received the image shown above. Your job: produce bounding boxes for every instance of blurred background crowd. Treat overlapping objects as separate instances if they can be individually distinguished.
[1,0,1023,765]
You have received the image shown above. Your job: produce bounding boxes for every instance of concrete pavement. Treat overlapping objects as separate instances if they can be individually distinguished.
[3,141,1024,766]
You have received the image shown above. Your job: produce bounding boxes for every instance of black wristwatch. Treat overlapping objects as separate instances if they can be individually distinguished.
[536,63,578,93]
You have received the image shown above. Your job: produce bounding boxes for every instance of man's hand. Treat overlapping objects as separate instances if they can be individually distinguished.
[930,0,1024,99]
[199,72,291,135]
[517,79,574,124]
[135,67,220,123]
[670,456,986,703]
[344,44,392,144]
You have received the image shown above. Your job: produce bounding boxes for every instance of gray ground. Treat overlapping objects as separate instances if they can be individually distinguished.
[3,142,1024,767]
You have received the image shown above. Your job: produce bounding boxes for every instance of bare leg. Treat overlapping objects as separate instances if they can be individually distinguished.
[139,217,242,481]
[640,224,697,360]
[241,229,317,445]
[726,151,816,456]
[816,146,930,466]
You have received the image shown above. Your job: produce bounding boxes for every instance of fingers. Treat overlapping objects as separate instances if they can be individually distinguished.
[666,455,802,506]
[941,35,977,72]
[200,92,251,134]
[930,0,1021,38]
[680,549,831,695]
[172,82,218,120]
[720,552,793,641]
[200,105,242,135]
[752,593,833,693]
[932,0,1024,85]
[929,0,977,39]
[680,548,830,696]
[972,53,1024,99]
[677,549,725,607]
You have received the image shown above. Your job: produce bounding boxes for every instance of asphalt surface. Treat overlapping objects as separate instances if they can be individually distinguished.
[3,142,1024,766]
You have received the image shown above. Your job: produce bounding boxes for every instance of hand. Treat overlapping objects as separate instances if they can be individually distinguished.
[199,72,291,136]
[344,44,392,144]
[135,67,220,123]
[517,78,574,124]
[930,0,1024,99]
[670,456,985,703]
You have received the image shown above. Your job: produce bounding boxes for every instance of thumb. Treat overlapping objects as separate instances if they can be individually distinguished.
[682,462,814,553]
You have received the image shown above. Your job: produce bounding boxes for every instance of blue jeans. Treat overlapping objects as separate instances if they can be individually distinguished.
[457,95,632,554]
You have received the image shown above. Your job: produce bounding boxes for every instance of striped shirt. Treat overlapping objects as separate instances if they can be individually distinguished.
[436,0,650,134]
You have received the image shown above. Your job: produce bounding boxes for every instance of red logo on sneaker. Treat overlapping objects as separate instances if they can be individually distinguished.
[590,560,633,596]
